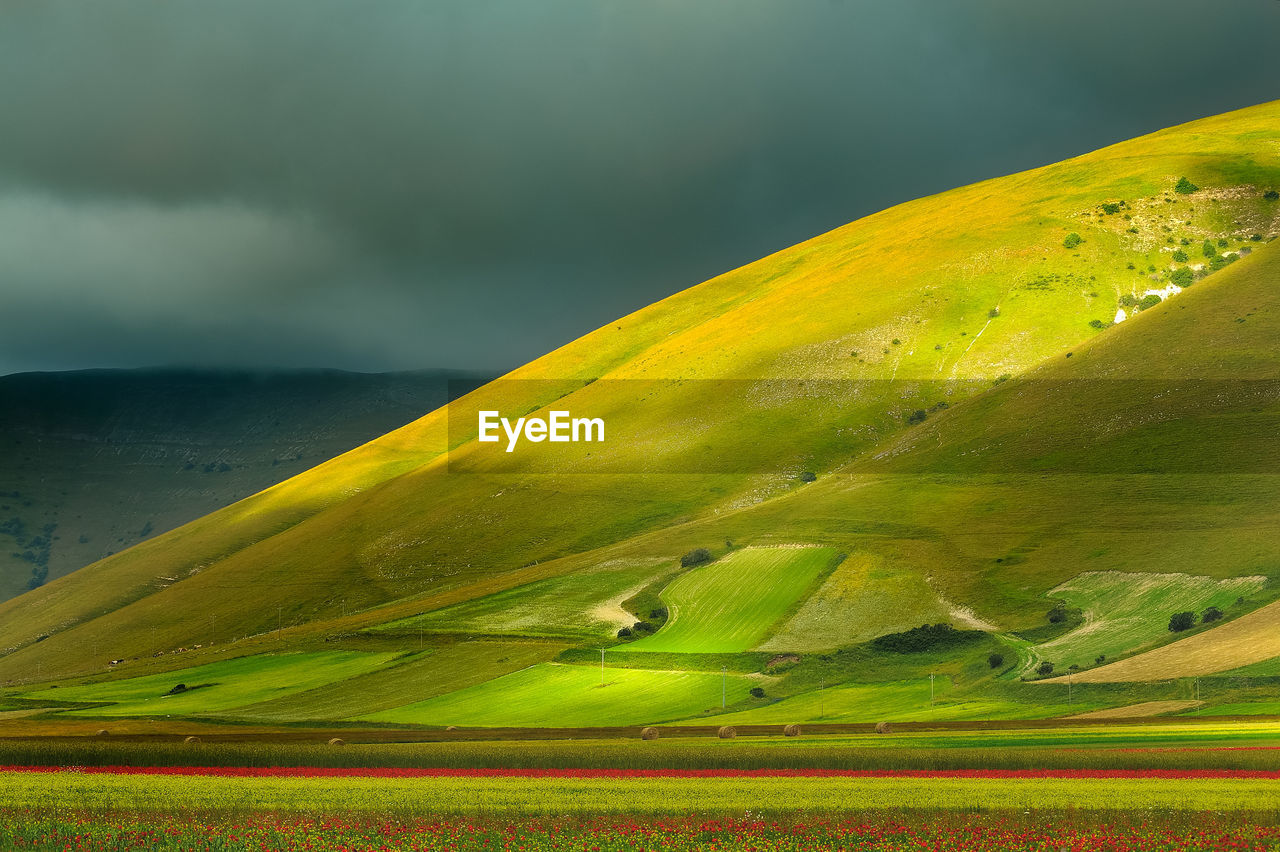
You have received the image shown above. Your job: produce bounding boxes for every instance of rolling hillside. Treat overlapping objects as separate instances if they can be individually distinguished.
[2,100,1279,726]
[0,368,479,602]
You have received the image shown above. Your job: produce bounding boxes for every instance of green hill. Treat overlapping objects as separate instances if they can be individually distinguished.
[2,100,1279,726]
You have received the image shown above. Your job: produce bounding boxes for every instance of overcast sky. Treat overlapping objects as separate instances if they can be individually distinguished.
[1,1,1278,376]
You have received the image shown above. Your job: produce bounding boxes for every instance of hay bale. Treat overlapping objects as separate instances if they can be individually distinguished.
[445,725,458,732]
[327,737,346,747]
[95,729,110,737]
[640,726,660,740]
[717,725,737,739]
[783,724,801,737]
[875,721,893,735]
[183,735,202,744]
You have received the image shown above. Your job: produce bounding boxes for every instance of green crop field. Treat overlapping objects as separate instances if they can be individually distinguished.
[26,652,399,717]
[373,559,672,641]
[677,677,1096,726]
[360,662,755,727]
[759,552,959,652]
[626,547,839,653]
[3,771,1279,815]
[1034,572,1267,672]
[227,641,565,721]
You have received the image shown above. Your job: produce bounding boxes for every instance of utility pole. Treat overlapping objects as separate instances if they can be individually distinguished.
[599,648,606,686]
[721,665,727,709]
[1068,673,1073,704]
[210,615,216,647]
[929,673,935,706]
[819,673,825,720]
[1195,678,1200,702]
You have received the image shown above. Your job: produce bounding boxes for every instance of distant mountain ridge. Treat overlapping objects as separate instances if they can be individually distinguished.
[0,368,487,602]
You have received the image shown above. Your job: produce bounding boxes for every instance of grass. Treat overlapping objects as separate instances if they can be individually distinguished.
[678,677,1099,726]
[3,771,1280,815]
[1051,597,1280,683]
[759,552,953,653]
[359,663,756,727]
[372,559,672,641]
[1034,572,1266,671]
[3,721,1280,771]
[625,547,840,653]
[24,651,399,717]
[226,640,565,721]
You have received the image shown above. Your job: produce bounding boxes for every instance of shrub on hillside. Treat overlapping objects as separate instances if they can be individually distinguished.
[1095,654,1106,665]
[871,623,982,654]
[616,627,632,639]
[1037,661,1055,676]
[1088,319,1107,330]
[988,653,1004,669]
[1202,606,1224,624]
[1202,239,1217,258]
[906,409,928,425]
[1175,177,1199,194]
[1118,293,1139,308]
[632,620,656,634]
[1265,190,1279,200]
[988,307,1000,318]
[650,607,668,621]
[799,471,817,483]
[749,687,766,699]
[1047,602,1068,624]
[1101,202,1121,215]
[680,548,713,568]
[1063,233,1082,249]
[1171,267,1194,287]
[1172,249,1188,263]
[1138,294,1162,311]
[1168,611,1197,632]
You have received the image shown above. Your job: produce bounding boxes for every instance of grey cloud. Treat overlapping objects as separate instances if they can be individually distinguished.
[0,0,1277,374]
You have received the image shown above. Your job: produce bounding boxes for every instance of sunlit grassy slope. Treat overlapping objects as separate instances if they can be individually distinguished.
[2,100,1279,710]
[26,652,398,717]
[360,663,755,728]
[626,547,840,653]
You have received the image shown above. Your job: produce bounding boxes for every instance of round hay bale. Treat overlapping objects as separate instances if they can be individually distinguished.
[874,721,893,735]
[183,735,202,744]
[717,725,737,739]
[327,737,346,747]
[783,724,801,737]
[95,729,110,737]
[445,725,458,732]
[640,726,660,741]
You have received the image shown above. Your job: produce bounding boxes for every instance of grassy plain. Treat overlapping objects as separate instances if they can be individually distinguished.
[3,771,1280,815]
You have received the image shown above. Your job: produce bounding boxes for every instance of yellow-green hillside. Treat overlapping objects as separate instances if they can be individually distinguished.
[2,99,1279,701]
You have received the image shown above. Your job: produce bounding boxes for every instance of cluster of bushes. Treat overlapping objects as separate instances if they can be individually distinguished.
[1175,177,1199,195]
[1062,233,1083,249]
[617,620,658,640]
[1168,605,1225,633]
[871,623,983,654]
[1171,267,1195,288]
[680,548,713,568]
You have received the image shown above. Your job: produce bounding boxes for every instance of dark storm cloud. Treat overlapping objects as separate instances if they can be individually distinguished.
[1,0,1278,375]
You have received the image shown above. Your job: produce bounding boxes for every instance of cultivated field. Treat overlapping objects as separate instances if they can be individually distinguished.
[360,662,755,727]
[626,547,839,653]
